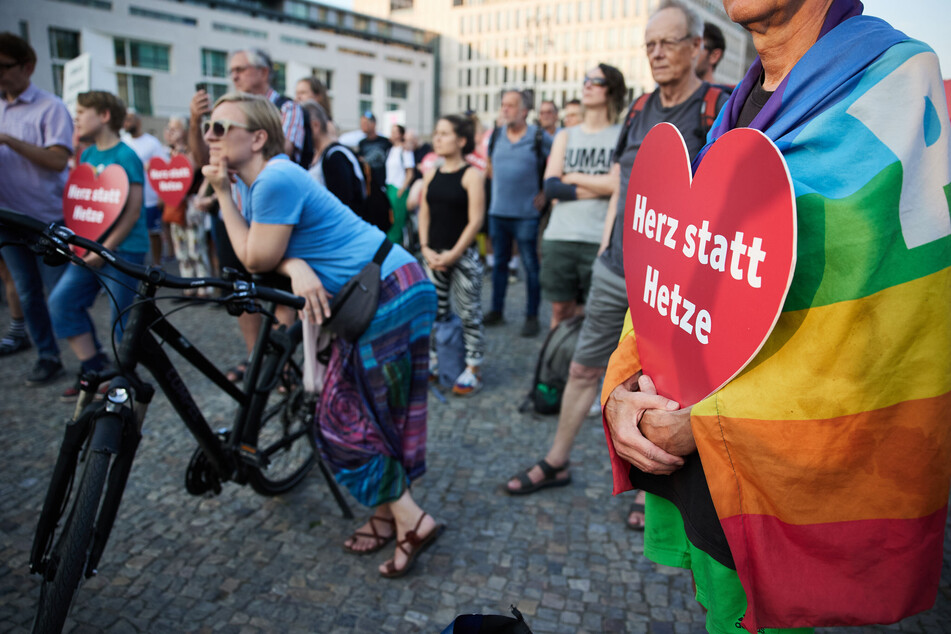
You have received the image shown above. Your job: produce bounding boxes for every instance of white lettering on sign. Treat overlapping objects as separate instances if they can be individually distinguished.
[643,265,711,344]
[149,167,192,180]
[68,185,121,205]
[630,194,680,251]
[72,205,105,224]
[633,195,767,289]
[158,181,184,191]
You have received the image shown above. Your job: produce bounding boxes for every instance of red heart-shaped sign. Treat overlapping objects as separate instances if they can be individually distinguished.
[147,154,194,209]
[623,123,796,406]
[63,163,129,257]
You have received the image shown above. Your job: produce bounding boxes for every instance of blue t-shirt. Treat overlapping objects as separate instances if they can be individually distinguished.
[233,156,414,294]
[488,124,552,219]
[80,141,149,254]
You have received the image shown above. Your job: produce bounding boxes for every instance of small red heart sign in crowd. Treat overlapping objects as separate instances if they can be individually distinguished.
[623,123,797,406]
[62,163,129,257]
[146,154,194,209]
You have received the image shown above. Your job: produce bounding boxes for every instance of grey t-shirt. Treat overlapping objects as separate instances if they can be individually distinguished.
[599,83,729,277]
[543,123,621,244]
[488,124,552,219]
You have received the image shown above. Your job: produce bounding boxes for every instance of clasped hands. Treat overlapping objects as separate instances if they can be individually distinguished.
[603,373,696,476]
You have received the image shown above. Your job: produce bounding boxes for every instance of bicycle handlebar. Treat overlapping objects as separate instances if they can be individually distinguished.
[0,207,305,310]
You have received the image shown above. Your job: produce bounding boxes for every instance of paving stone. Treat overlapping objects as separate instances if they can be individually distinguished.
[0,278,947,633]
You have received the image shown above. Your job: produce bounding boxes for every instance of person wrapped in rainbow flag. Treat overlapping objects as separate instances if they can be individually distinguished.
[602,0,951,632]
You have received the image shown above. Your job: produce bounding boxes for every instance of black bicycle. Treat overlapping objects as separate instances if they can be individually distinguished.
[0,208,352,634]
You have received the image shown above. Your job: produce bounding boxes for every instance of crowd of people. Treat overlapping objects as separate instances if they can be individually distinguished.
[1,0,949,627]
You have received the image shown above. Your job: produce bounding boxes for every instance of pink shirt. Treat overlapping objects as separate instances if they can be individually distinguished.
[0,83,74,223]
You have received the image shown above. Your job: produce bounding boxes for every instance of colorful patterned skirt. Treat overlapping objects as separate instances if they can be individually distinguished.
[313,261,436,508]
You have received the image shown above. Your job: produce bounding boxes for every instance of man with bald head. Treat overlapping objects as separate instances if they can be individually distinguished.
[603,0,951,630]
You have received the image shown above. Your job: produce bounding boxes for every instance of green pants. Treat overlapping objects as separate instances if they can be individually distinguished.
[644,493,812,634]
[385,184,408,246]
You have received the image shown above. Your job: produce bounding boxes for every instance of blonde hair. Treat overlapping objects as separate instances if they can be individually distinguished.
[213,92,285,159]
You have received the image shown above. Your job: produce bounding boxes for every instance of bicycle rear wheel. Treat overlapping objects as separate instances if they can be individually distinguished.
[246,352,317,495]
[33,449,111,634]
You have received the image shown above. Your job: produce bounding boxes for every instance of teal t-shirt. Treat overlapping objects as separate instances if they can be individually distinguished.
[233,156,414,294]
[80,141,149,254]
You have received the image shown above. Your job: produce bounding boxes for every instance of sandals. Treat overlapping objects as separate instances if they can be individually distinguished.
[380,513,446,579]
[342,515,396,555]
[226,360,248,383]
[626,490,646,531]
[505,459,571,495]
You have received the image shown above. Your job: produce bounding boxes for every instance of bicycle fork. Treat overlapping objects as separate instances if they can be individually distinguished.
[30,376,151,580]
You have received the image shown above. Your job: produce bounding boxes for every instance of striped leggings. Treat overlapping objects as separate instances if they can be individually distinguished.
[424,246,485,367]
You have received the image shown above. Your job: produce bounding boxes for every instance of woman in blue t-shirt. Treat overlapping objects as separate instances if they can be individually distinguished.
[202,93,442,579]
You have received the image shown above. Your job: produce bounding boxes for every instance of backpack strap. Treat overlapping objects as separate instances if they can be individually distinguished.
[532,126,546,190]
[612,93,651,163]
[700,85,724,135]
[488,126,502,159]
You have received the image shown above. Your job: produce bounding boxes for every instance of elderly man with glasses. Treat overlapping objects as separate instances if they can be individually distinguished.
[502,0,727,502]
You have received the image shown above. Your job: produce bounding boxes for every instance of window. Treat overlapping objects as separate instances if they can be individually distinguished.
[359,74,373,96]
[201,49,227,79]
[272,62,286,94]
[359,99,373,115]
[116,73,153,115]
[50,28,81,59]
[207,83,228,102]
[312,68,333,92]
[113,38,170,71]
[49,27,81,98]
[129,5,196,26]
[387,80,408,100]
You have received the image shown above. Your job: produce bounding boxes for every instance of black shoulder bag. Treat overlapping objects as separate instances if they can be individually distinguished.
[323,238,393,342]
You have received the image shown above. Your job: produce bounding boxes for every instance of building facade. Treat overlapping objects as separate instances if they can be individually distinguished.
[355,0,753,123]
[2,0,438,135]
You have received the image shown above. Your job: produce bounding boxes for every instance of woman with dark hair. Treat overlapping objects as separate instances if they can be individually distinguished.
[539,63,625,329]
[294,76,333,121]
[201,92,443,578]
[417,114,487,395]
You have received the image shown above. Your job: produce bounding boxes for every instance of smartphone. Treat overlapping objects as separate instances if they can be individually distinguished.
[195,82,207,93]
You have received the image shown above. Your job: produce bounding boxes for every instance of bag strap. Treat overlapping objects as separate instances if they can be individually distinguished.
[700,84,724,135]
[372,237,393,265]
[612,93,651,163]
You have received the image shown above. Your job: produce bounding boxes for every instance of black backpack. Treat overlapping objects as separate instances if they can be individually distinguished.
[520,314,585,415]
[274,94,314,168]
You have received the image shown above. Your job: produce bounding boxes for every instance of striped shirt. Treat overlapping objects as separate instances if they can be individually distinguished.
[266,88,304,161]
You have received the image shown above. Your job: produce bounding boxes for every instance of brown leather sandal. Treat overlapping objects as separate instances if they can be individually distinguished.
[342,515,396,555]
[379,513,446,579]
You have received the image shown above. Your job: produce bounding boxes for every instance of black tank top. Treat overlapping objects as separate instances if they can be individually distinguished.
[426,165,470,251]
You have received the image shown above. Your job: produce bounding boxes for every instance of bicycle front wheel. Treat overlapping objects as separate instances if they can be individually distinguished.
[246,357,317,495]
[33,449,111,634]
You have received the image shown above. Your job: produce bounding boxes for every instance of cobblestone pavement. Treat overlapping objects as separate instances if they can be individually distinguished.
[0,275,948,633]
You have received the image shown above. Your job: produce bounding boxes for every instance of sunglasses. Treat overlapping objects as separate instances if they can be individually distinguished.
[201,118,253,137]
[583,76,608,87]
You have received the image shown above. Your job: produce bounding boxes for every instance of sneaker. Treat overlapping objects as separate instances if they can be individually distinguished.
[26,358,63,386]
[429,351,439,383]
[484,311,504,326]
[520,317,541,338]
[452,367,482,396]
[508,267,519,284]
[0,332,31,356]
[587,399,602,418]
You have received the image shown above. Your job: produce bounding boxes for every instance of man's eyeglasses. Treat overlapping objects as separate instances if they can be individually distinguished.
[644,35,694,54]
[583,76,609,87]
[228,65,252,76]
[0,60,23,72]
[201,119,253,137]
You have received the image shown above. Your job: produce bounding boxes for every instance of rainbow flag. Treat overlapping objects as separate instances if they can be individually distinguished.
[602,2,951,629]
